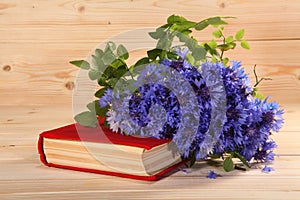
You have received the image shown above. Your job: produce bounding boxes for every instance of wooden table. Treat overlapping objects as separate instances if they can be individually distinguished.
[1,0,300,199]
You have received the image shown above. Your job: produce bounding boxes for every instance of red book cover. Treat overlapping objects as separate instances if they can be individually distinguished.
[38,120,187,181]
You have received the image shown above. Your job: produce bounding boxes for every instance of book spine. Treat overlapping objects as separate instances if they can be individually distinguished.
[38,134,48,166]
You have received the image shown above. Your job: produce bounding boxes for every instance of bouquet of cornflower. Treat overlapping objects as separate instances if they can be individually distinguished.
[70,15,283,173]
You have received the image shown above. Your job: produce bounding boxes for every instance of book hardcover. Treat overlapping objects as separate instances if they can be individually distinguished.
[38,120,186,181]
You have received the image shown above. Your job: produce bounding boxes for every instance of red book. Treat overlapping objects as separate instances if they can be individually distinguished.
[38,121,186,181]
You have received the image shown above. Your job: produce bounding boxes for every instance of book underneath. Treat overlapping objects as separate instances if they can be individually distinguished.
[38,121,185,181]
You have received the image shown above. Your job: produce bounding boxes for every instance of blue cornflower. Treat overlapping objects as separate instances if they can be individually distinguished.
[262,165,274,173]
[99,89,113,108]
[206,170,218,179]
[107,48,284,164]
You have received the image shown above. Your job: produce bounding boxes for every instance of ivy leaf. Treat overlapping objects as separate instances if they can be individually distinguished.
[241,40,250,49]
[212,30,222,38]
[223,157,234,172]
[235,29,245,40]
[88,69,101,80]
[94,87,107,98]
[69,60,90,70]
[167,14,187,24]
[117,44,129,60]
[195,21,209,30]
[74,111,98,128]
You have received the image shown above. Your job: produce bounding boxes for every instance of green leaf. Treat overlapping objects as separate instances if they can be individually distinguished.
[167,14,187,24]
[134,57,150,67]
[211,19,228,27]
[189,152,196,167]
[159,24,170,29]
[87,101,97,113]
[171,21,197,32]
[104,41,116,52]
[211,56,217,63]
[156,35,172,50]
[195,21,209,30]
[102,66,115,79]
[235,29,245,40]
[217,42,236,51]
[95,49,104,58]
[147,48,162,60]
[222,57,229,65]
[167,51,179,60]
[69,60,90,70]
[233,151,251,168]
[98,76,110,87]
[185,53,195,65]
[207,17,221,24]
[241,40,250,49]
[181,30,192,35]
[92,55,106,72]
[74,111,98,128]
[212,29,222,38]
[96,105,109,116]
[149,28,165,39]
[94,87,107,98]
[255,92,265,100]
[87,101,109,116]
[107,78,118,88]
[207,40,218,49]
[223,157,234,172]
[114,65,128,79]
[225,36,234,43]
[117,44,129,60]
[88,69,101,80]
[110,58,124,69]
[192,46,207,60]
[102,50,116,65]
[210,153,221,159]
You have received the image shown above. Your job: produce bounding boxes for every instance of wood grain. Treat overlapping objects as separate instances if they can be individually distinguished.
[1,0,300,199]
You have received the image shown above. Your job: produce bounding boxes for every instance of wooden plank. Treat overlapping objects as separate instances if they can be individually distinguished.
[0,156,299,199]
[0,0,299,41]
[1,40,300,105]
